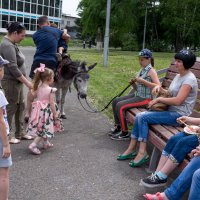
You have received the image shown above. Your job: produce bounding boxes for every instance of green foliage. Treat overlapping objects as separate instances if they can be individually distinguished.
[78,0,200,51]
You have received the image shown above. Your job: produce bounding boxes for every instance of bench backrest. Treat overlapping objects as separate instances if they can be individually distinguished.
[157,59,200,118]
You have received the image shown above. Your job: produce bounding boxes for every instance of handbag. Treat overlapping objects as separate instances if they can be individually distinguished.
[150,92,171,111]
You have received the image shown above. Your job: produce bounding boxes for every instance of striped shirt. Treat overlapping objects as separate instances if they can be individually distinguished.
[135,64,153,99]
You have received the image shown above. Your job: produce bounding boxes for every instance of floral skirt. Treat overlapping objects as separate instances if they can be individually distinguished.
[26,101,64,138]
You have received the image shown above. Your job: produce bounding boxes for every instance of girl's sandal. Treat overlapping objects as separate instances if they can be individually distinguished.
[143,192,163,200]
[43,142,54,149]
[29,143,41,155]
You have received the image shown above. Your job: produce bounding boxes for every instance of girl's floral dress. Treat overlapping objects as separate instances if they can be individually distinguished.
[26,86,64,138]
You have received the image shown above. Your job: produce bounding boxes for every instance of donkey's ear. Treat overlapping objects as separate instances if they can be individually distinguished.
[87,63,97,72]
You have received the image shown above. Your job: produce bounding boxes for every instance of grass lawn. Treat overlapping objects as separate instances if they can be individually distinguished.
[68,48,174,120]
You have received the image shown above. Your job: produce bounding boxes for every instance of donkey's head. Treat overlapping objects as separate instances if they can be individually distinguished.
[73,62,97,99]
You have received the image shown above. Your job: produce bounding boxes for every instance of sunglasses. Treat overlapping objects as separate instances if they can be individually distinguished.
[180,49,189,55]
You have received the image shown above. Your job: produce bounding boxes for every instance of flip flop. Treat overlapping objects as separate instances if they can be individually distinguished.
[9,138,21,144]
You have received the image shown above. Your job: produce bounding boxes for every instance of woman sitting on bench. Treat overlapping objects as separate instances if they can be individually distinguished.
[117,50,198,168]
[110,49,161,141]
[140,115,200,188]
[143,145,200,200]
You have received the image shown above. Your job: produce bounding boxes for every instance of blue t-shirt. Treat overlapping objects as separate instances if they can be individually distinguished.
[33,26,63,63]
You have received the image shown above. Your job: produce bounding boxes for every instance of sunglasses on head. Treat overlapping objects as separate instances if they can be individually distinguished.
[180,49,189,55]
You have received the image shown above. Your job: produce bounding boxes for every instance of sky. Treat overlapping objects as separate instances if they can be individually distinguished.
[62,0,81,17]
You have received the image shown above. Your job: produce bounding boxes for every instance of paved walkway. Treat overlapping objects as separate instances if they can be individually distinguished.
[8,47,187,200]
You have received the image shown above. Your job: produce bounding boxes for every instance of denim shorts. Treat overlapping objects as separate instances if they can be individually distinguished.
[0,139,12,168]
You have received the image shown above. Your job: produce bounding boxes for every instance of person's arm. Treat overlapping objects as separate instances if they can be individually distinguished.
[0,107,10,158]
[149,84,192,108]
[17,75,32,89]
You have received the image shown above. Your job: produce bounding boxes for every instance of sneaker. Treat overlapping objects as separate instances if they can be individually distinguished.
[108,126,121,136]
[110,131,130,141]
[140,173,167,188]
[56,53,62,61]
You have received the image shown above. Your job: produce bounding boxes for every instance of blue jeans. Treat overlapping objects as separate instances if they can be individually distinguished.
[131,111,181,142]
[189,168,200,200]
[162,132,199,163]
[165,156,200,200]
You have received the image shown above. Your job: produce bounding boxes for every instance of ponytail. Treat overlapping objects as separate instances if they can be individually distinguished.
[151,57,154,67]
[33,72,41,91]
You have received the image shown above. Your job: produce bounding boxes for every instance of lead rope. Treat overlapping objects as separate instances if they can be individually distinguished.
[77,82,134,113]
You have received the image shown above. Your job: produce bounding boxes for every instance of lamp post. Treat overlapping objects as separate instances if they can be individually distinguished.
[103,0,111,67]
[142,4,148,49]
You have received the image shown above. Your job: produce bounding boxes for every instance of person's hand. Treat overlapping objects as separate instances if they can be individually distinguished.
[129,79,136,85]
[191,146,200,157]
[177,116,188,124]
[135,77,144,84]
[2,144,11,158]
[152,85,161,96]
[148,97,162,108]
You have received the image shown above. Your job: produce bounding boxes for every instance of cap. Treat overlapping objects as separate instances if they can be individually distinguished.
[0,56,9,67]
[138,49,152,58]
[174,49,196,69]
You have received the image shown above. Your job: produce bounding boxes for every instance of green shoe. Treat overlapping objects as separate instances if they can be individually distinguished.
[117,151,137,160]
[129,154,149,167]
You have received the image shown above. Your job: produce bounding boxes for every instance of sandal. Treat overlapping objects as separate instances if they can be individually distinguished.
[9,137,21,144]
[43,142,54,149]
[29,143,41,155]
[21,135,33,140]
[143,192,163,200]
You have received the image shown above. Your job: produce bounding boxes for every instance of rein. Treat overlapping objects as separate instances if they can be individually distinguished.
[77,83,133,113]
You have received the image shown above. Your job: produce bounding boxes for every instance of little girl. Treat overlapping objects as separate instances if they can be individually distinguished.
[27,64,64,155]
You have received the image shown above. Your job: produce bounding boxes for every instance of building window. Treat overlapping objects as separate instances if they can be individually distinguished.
[43,6,49,15]
[38,5,43,15]
[17,17,23,23]
[24,17,30,30]
[10,15,16,22]
[31,4,37,14]
[67,21,70,26]
[10,0,17,11]
[32,0,37,3]
[2,1,9,9]
[55,8,59,17]
[38,0,43,4]
[49,7,54,16]
[25,2,30,13]
[2,15,8,28]
[44,0,49,6]
[17,1,24,12]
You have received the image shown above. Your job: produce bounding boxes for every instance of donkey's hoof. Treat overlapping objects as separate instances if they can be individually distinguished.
[60,114,67,119]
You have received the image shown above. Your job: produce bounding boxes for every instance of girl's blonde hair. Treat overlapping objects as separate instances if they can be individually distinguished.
[33,68,54,91]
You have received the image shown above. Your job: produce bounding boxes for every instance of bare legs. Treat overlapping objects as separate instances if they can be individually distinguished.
[0,167,9,200]
[156,155,178,176]
[121,139,148,162]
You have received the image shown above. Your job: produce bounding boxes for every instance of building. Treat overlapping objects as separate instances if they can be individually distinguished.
[0,0,62,34]
[60,14,79,38]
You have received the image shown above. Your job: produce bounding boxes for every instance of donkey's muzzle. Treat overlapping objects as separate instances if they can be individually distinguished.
[79,92,87,99]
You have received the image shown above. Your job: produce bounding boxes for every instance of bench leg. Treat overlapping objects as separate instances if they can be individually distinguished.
[146,147,161,173]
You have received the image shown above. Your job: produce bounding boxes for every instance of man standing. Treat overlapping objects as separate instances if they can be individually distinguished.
[29,15,68,78]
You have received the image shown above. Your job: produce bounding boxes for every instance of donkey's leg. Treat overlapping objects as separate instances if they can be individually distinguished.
[60,86,68,119]
[55,86,61,110]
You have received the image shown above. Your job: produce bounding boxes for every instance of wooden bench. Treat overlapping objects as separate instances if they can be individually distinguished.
[126,58,200,172]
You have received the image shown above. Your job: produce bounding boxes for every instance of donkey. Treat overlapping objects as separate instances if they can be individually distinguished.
[54,55,97,119]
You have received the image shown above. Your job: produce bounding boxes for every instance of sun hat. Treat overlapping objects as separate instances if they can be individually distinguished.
[0,56,9,67]
[138,49,152,58]
[174,49,196,69]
